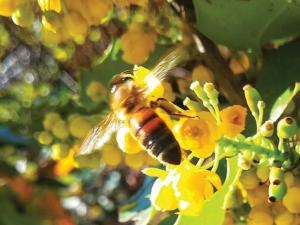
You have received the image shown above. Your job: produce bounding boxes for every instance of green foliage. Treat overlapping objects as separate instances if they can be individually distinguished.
[256,40,300,120]
[174,156,239,225]
[269,83,300,122]
[193,0,300,50]
[0,187,42,225]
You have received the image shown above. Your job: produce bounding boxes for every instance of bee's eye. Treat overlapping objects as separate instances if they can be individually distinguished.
[110,75,133,92]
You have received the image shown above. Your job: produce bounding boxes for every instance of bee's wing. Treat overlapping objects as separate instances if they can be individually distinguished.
[148,46,189,82]
[78,112,120,155]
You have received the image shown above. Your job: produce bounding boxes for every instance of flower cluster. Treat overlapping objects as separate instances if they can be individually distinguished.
[144,162,221,216]
[222,83,300,225]
[116,67,248,216]
[0,0,182,66]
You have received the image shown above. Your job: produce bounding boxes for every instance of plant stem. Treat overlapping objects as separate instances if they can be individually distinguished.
[217,137,285,162]
[212,146,220,172]
[196,158,205,168]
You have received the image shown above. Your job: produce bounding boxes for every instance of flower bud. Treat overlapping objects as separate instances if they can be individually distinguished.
[190,81,209,102]
[256,163,270,183]
[277,117,297,139]
[268,181,287,202]
[243,85,262,117]
[204,82,219,100]
[259,121,274,137]
[269,167,284,184]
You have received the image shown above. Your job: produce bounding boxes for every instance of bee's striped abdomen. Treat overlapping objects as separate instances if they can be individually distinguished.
[129,107,181,165]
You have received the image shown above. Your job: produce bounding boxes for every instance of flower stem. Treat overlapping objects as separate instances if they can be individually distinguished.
[212,146,220,172]
[196,158,205,168]
[183,97,202,112]
[217,137,285,162]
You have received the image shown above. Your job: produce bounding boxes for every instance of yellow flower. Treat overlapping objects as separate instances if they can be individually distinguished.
[116,126,143,154]
[101,144,123,167]
[174,111,219,158]
[115,0,148,8]
[38,131,53,145]
[86,81,106,103]
[40,26,61,47]
[43,112,61,130]
[63,11,88,45]
[41,12,62,33]
[0,0,23,17]
[283,187,300,213]
[69,116,92,139]
[220,105,247,138]
[54,145,79,176]
[38,0,61,13]
[51,120,70,139]
[229,52,250,75]
[192,65,215,86]
[150,178,178,211]
[120,23,157,65]
[124,151,146,169]
[247,206,274,225]
[148,162,221,216]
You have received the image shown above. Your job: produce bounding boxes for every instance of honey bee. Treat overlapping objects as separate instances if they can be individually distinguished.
[78,47,188,165]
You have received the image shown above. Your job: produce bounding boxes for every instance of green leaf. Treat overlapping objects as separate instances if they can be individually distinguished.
[193,0,300,50]
[175,156,239,225]
[256,40,300,120]
[269,83,300,122]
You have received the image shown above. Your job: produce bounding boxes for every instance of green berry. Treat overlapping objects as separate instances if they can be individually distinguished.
[259,121,274,137]
[268,181,287,202]
[277,117,297,139]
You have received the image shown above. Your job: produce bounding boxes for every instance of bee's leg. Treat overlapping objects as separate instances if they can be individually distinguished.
[150,98,197,119]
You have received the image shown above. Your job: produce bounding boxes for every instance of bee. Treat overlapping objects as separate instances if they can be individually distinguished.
[78,47,189,165]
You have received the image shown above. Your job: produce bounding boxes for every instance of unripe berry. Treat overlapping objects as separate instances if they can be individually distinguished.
[275,210,296,225]
[283,187,300,213]
[284,172,295,188]
[69,116,92,139]
[268,182,287,202]
[124,151,145,169]
[240,169,260,190]
[277,117,297,139]
[51,120,69,139]
[74,152,101,169]
[38,131,53,145]
[269,167,284,184]
[43,112,61,130]
[101,144,122,167]
[259,121,274,137]
[256,164,270,183]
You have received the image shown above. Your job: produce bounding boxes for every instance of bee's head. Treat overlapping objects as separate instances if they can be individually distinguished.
[109,72,136,112]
